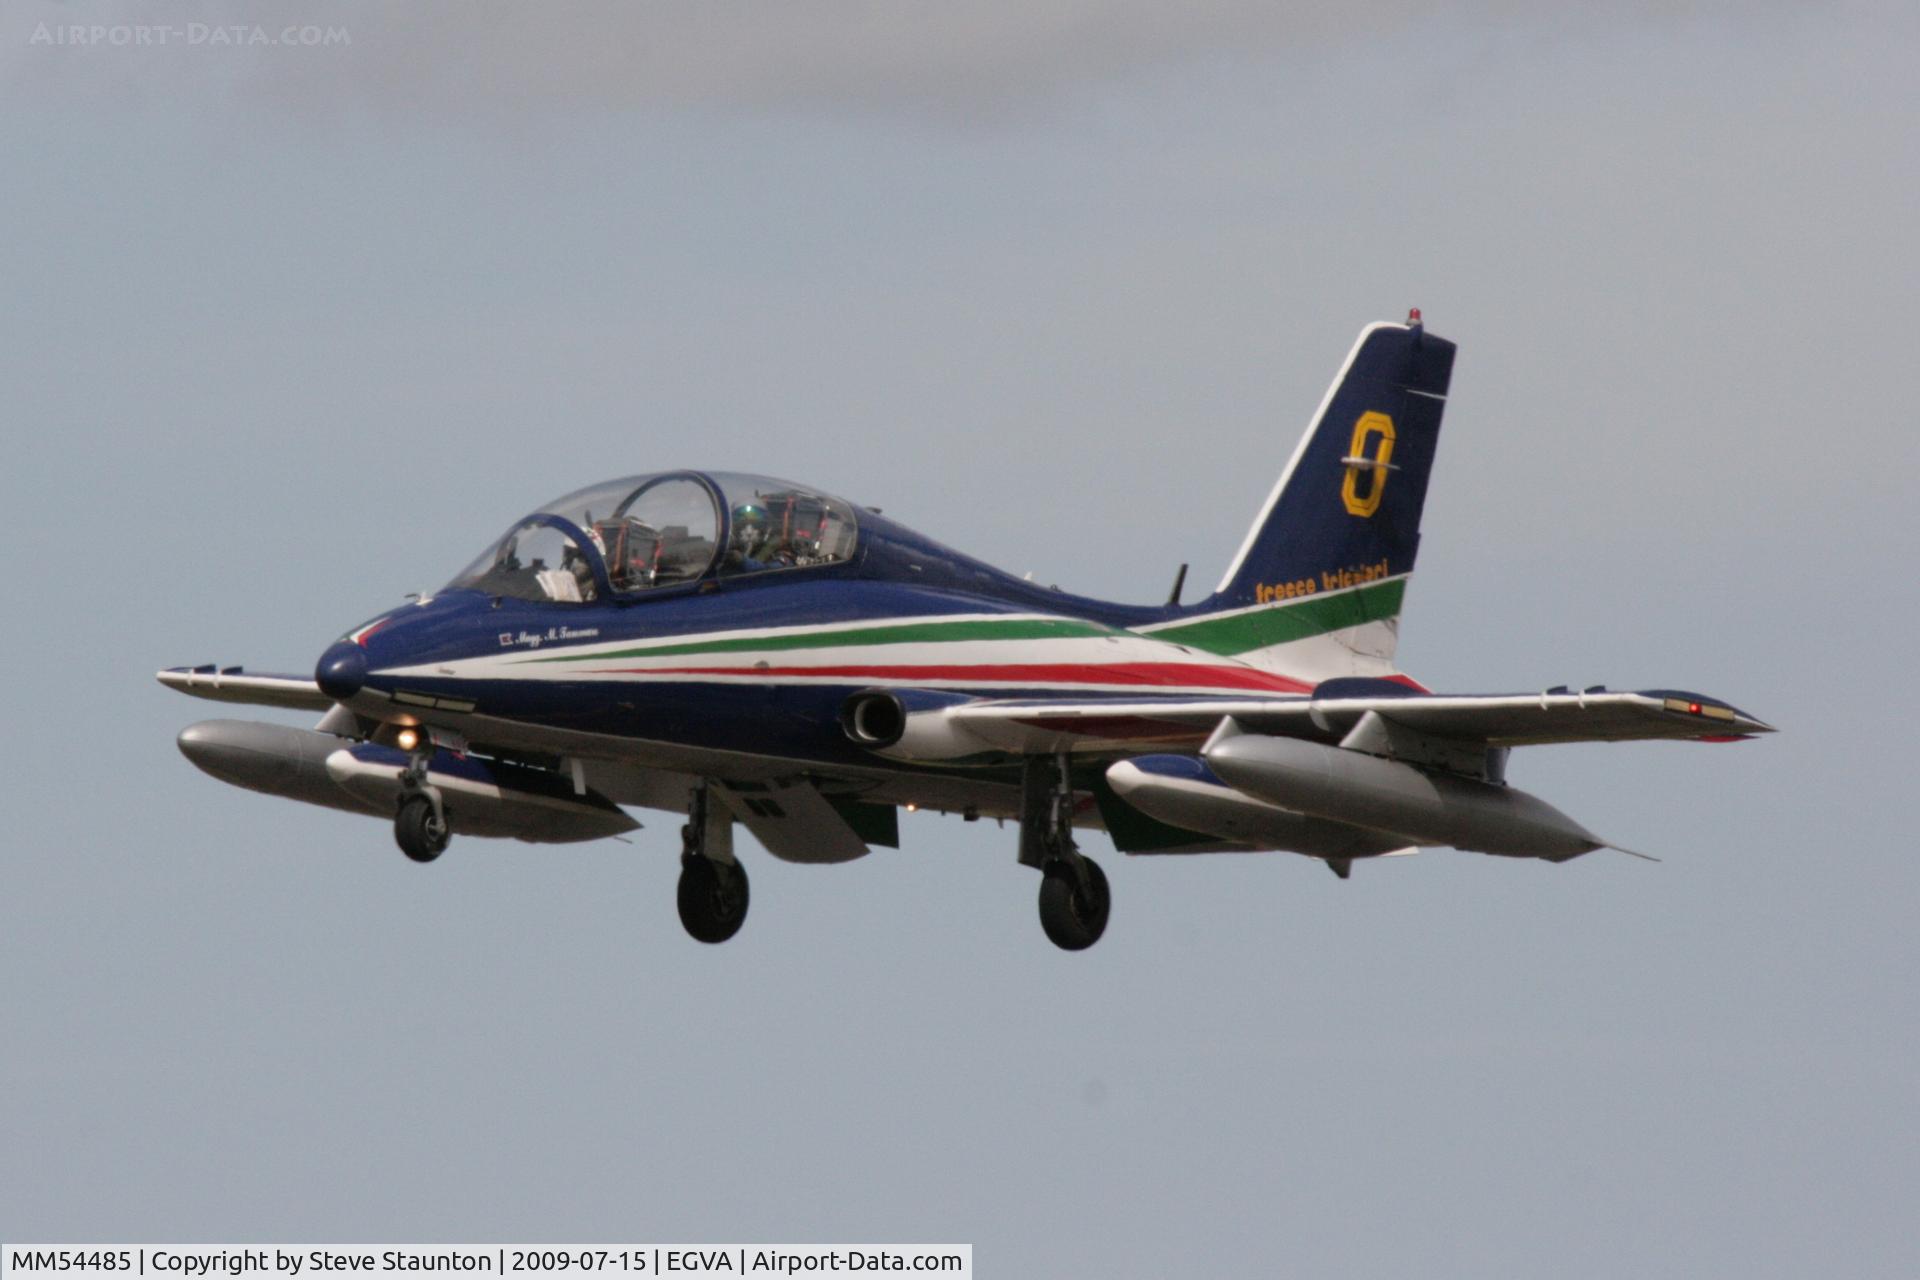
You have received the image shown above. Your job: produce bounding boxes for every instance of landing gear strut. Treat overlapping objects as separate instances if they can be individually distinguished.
[677,783,749,944]
[394,745,450,863]
[1020,753,1110,951]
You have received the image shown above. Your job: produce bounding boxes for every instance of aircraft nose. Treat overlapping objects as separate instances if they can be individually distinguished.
[315,641,368,701]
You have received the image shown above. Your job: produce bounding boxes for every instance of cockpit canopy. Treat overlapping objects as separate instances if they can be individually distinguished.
[446,472,861,604]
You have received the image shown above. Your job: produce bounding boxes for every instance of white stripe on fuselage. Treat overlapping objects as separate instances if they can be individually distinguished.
[376,615,1305,696]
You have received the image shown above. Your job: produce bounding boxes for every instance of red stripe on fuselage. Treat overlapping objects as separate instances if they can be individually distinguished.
[584,661,1314,693]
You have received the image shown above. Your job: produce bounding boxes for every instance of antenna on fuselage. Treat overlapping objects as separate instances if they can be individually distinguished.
[1166,562,1189,606]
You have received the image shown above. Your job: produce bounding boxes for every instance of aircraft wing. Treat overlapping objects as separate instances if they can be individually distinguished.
[933,686,1773,757]
[156,665,334,712]
[1284,688,1773,746]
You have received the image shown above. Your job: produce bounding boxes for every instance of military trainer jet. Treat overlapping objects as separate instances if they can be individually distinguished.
[160,314,1771,950]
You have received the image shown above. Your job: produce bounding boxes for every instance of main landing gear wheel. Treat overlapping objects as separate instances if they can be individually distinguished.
[678,849,749,944]
[1020,752,1110,951]
[395,794,450,863]
[1038,856,1110,951]
[676,784,749,944]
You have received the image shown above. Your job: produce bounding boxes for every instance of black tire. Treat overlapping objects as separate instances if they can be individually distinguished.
[395,794,450,863]
[1038,856,1110,951]
[678,855,750,944]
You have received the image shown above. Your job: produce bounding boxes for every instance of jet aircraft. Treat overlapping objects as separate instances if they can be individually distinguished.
[161,315,1772,950]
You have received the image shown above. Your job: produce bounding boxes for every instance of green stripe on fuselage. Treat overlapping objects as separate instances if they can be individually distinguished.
[518,616,1118,664]
[1145,578,1406,655]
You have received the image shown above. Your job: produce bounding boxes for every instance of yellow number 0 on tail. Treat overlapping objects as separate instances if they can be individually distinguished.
[1341,411,1396,517]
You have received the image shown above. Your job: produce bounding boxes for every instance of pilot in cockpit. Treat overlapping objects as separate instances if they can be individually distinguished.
[528,548,587,603]
[726,502,774,572]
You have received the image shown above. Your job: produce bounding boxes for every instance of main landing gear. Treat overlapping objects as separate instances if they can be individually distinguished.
[1020,754,1111,951]
[394,746,450,863]
[678,783,749,944]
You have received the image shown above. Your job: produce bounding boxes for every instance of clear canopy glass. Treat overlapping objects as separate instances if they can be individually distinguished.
[445,471,859,601]
[447,517,602,604]
[713,474,860,577]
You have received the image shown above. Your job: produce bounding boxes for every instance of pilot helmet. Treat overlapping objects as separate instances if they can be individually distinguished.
[731,502,768,550]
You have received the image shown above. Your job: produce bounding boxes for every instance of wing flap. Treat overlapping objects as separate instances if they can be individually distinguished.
[712,779,873,864]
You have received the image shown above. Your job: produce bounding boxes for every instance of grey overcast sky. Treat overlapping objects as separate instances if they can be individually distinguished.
[4,2,1916,1275]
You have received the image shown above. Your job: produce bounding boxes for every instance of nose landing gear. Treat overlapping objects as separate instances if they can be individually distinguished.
[393,746,450,863]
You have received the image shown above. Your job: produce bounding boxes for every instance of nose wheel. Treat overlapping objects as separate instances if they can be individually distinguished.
[676,783,749,943]
[395,793,450,863]
[393,746,451,863]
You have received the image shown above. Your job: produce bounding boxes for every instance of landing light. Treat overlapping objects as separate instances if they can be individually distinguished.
[395,728,420,751]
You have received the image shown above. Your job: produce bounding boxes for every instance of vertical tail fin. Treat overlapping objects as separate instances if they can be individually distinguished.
[1148,318,1456,680]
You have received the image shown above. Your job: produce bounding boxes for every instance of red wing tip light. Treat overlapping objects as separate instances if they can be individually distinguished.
[1660,695,1775,736]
